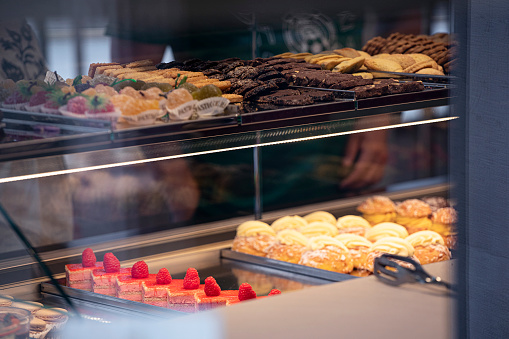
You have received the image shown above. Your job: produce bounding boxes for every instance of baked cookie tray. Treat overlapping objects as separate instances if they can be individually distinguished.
[0,84,450,161]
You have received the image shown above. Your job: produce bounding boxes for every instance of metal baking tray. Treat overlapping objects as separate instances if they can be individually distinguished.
[1,109,113,130]
[220,249,358,282]
[366,70,453,84]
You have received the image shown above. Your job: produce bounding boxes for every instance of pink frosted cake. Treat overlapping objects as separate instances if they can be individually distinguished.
[65,248,103,291]
[92,252,130,296]
[195,290,240,311]
[167,268,204,313]
[142,268,177,307]
[116,261,154,302]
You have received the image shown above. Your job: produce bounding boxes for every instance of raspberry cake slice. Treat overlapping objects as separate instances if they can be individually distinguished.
[142,268,175,307]
[195,290,239,311]
[92,252,130,296]
[65,248,103,291]
[167,268,204,313]
[116,261,154,302]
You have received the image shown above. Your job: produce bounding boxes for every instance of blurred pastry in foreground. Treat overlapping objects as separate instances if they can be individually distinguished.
[431,207,458,250]
[363,237,418,272]
[335,233,372,272]
[364,222,409,242]
[405,230,451,265]
[301,221,339,238]
[298,236,354,274]
[336,215,372,236]
[357,196,397,225]
[232,221,277,257]
[420,196,450,213]
[266,229,310,264]
[303,211,337,225]
[271,215,308,232]
[395,199,432,234]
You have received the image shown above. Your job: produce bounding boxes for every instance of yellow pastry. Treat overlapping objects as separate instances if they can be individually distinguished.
[405,230,451,265]
[301,221,339,238]
[231,221,277,257]
[395,199,432,234]
[364,222,409,242]
[271,215,308,232]
[357,195,397,225]
[335,234,372,271]
[363,237,418,272]
[430,207,458,249]
[303,211,337,225]
[266,229,310,264]
[298,236,354,274]
[336,215,372,236]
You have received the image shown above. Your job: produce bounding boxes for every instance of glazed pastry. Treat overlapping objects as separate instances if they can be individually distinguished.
[298,236,354,274]
[363,237,418,272]
[266,229,310,264]
[303,211,337,225]
[301,221,339,238]
[406,230,451,265]
[431,207,458,250]
[271,215,308,232]
[335,234,372,271]
[336,215,372,236]
[364,222,409,242]
[232,221,277,257]
[356,196,397,225]
[395,199,432,234]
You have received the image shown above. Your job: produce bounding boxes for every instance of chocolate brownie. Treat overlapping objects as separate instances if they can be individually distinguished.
[300,90,335,102]
[257,70,284,81]
[244,82,279,101]
[255,89,301,103]
[227,66,256,79]
[266,77,288,89]
[400,81,425,93]
[232,79,261,95]
[352,85,383,99]
[221,61,245,74]
[274,94,314,106]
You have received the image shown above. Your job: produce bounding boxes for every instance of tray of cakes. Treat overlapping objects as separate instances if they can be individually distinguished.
[225,195,457,281]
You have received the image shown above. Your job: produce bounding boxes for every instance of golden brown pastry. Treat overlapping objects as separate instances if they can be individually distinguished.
[336,215,372,236]
[301,221,339,238]
[364,222,409,242]
[303,211,336,225]
[298,236,354,274]
[362,237,419,272]
[271,215,308,232]
[335,234,372,271]
[357,196,397,225]
[395,199,432,234]
[266,229,310,264]
[364,57,403,72]
[405,230,451,265]
[231,221,277,257]
[431,207,458,249]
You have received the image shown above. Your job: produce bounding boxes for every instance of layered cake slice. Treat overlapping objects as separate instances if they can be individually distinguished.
[92,252,130,296]
[65,248,103,291]
[116,261,155,302]
[142,268,175,307]
[167,268,204,313]
[195,277,238,311]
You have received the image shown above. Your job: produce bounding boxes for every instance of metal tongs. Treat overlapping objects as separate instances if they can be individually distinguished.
[374,254,454,290]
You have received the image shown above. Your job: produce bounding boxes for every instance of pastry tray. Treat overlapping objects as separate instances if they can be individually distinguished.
[366,70,453,84]
[220,249,358,282]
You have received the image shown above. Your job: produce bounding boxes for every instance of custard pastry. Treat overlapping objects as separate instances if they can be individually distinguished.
[356,195,397,225]
[271,215,308,232]
[336,215,372,236]
[303,211,337,225]
[395,199,432,234]
[363,236,418,272]
[301,221,339,238]
[364,222,409,242]
[335,233,372,270]
[405,230,451,265]
[298,236,354,274]
[266,229,310,264]
[430,207,458,250]
[232,221,277,257]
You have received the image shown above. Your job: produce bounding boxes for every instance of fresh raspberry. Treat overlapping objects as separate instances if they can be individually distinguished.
[131,261,149,279]
[238,283,257,301]
[156,268,172,285]
[81,248,96,267]
[183,268,200,290]
[103,252,120,273]
[204,276,221,297]
[268,289,281,296]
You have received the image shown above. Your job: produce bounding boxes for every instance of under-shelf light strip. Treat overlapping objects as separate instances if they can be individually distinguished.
[0,116,457,184]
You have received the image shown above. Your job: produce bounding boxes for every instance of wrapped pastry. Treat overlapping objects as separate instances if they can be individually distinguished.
[303,211,337,225]
[395,199,432,234]
[231,220,277,257]
[266,229,310,264]
[271,215,308,232]
[298,236,354,274]
[335,234,373,272]
[362,237,419,272]
[357,196,397,225]
[430,207,458,250]
[364,222,409,242]
[336,215,372,236]
[405,230,451,265]
[301,221,339,238]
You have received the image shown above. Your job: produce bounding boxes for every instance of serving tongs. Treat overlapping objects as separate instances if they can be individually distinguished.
[374,254,454,290]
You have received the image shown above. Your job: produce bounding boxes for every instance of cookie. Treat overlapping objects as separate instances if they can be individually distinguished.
[334,48,361,58]
[364,58,403,72]
[11,301,43,314]
[222,94,243,103]
[416,68,445,75]
[333,57,366,73]
[35,308,68,323]
[403,60,436,73]
[30,317,47,332]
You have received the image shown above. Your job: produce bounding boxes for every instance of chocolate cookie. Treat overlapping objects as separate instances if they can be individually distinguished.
[274,94,314,106]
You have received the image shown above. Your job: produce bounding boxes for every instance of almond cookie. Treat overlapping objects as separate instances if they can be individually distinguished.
[333,57,366,73]
[416,68,445,75]
[364,58,403,72]
[409,53,434,64]
[386,54,416,69]
[403,60,436,73]
[222,93,243,102]
[334,48,361,58]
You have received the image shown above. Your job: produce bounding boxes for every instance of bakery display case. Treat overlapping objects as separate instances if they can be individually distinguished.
[0,0,464,338]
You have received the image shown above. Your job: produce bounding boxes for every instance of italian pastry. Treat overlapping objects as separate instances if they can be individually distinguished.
[92,252,130,296]
[116,261,155,302]
[364,222,409,242]
[167,268,204,313]
[65,248,103,291]
[271,215,308,232]
[266,229,310,264]
[142,268,174,307]
[363,236,418,272]
[431,207,458,249]
[231,220,277,257]
[405,230,451,265]
[335,234,373,272]
[298,235,354,274]
[357,195,397,225]
[303,211,337,225]
[395,199,433,234]
[300,221,339,238]
[336,215,372,236]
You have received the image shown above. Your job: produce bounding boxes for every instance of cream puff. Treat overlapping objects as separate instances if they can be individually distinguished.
[303,211,337,225]
[336,215,372,236]
[362,236,419,272]
[266,229,310,264]
[301,221,339,238]
[405,230,451,265]
[395,199,432,234]
[357,195,397,225]
[364,222,409,242]
[271,215,308,232]
[431,207,458,249]
[298,236,354,274]
[335,233,373,271]
[231,220,277,257]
